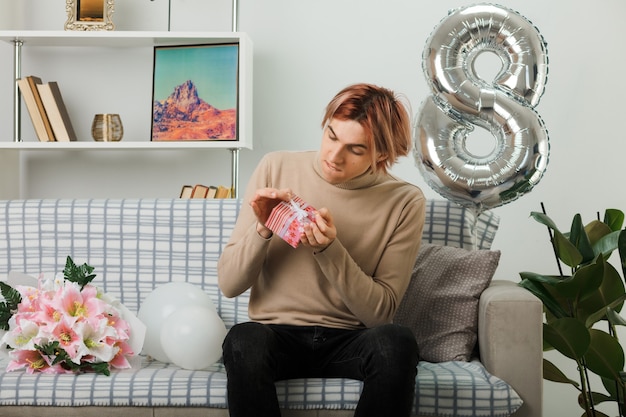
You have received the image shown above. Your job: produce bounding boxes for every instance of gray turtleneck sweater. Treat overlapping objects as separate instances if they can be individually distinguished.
[217,150,425,329]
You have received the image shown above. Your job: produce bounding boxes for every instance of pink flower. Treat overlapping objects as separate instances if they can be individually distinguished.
[108,340,134,370]
[105,312,131,341]
[30,296,63,332]
[5,349,67,374]
[50,317,82,360]
[14,285,42,316]
[51,282,106,327]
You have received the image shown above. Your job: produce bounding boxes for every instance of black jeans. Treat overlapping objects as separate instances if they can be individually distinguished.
[222,322,418,417]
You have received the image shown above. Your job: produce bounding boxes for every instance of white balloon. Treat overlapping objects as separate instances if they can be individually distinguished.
[160,306,227,370]
[137,282,217,362]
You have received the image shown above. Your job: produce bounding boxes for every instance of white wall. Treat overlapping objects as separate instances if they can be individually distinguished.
[1,1,625,416]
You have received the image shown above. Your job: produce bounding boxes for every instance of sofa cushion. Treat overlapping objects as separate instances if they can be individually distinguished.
[0,198,248,329]
[0,357,521,416]
[422,200,499,250]
[394,244,501,362]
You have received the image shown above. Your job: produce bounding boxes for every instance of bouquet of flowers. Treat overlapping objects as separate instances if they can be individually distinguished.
[0,257,139,376]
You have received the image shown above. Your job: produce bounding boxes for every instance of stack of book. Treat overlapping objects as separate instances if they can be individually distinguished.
[179,184,233,199]
[17,75,77,142]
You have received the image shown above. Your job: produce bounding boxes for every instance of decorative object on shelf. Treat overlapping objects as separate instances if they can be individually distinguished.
[179,185,194,198]
[65,0,115,31]
[16,75,55,142]
[91,113,123,142]
[151,43,239,142]
[37,81,78,142]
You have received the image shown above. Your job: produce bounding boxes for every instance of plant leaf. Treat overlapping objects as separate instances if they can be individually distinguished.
[63,256,96,290]
[0,282,22,331]
[554,229,584,268]
[584,329,625,380]
[601,375,621,402]
[585,297,626,328]
[575,398,610,417]
[519,271,563,285]
[0,282,21,307]
[571,214,595,264]
[519,277,569,319]
[589,390,614,406]
[543,358,579,386]
[88,362,111,376]
[604,209,625,232]
[530,211,584,268]
[606,307,626,326]
[35,341,65,365]
[543,318,590,360]
[585,220,612,246]
[530,211,561,232]
[578,262,626,325]
[593,230,621,260]
[554,255,604,302]
[619,229,626,279]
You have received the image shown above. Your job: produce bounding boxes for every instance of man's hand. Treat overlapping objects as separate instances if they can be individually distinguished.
[250,188,292,238]
[301,207,336,251]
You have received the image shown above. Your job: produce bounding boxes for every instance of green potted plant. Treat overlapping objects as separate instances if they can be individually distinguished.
[519,208,626,417]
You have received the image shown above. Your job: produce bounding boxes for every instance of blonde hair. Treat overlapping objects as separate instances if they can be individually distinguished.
[322,83,412,173]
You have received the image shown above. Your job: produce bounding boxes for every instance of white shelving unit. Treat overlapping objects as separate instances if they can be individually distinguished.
[0,30,253,199]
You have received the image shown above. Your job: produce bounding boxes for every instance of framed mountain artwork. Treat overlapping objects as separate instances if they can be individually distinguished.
[151,43,239,142]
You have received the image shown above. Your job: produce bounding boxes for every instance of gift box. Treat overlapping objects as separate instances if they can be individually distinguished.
[265,195,317,248]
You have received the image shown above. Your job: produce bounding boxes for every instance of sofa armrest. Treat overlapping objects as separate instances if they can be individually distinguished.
[478,280,543,417]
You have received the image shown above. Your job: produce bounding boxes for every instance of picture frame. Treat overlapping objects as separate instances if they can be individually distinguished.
[64,0,115,31]
[151,43,240,142]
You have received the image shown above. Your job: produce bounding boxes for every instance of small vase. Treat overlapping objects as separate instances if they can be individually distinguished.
[91,114,123,142]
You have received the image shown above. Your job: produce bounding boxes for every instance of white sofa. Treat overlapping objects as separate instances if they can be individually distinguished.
[0,198,542,417]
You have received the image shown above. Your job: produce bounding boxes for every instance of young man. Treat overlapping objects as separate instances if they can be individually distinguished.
[217,83,426,417]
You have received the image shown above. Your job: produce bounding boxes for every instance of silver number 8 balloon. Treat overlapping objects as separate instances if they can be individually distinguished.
[414,4,549,213]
